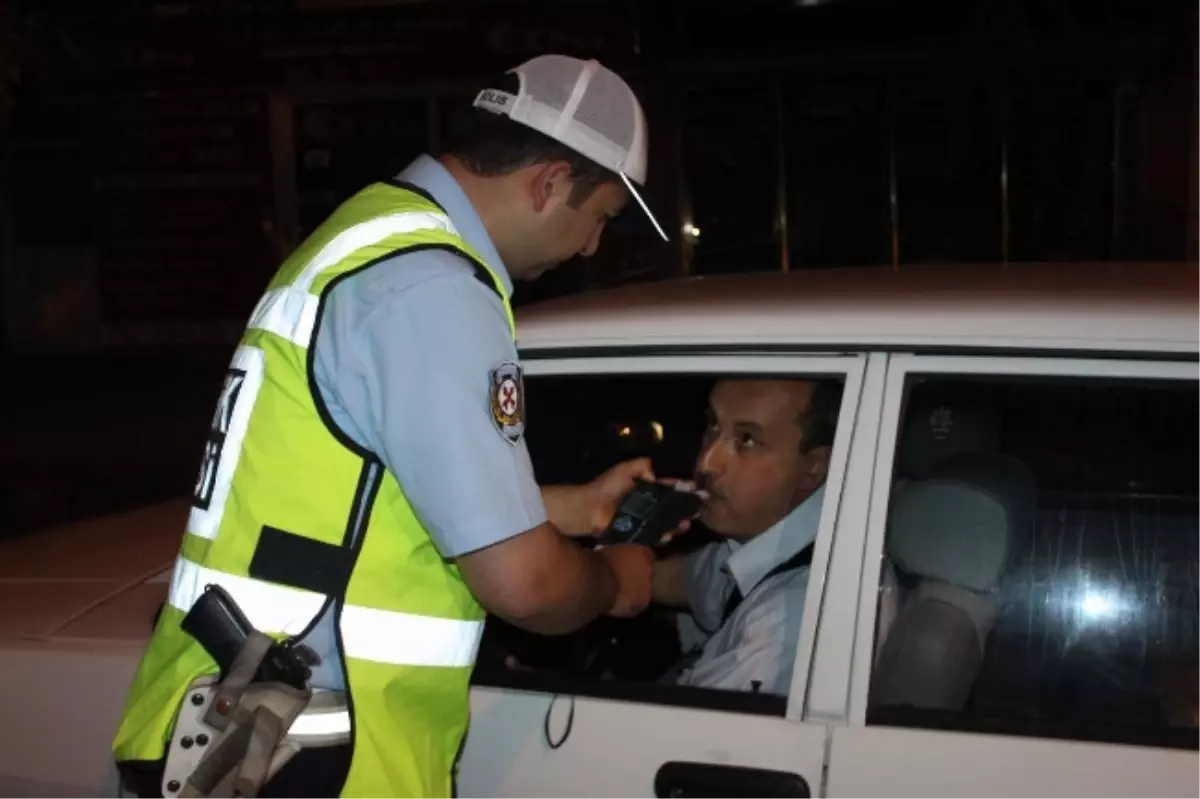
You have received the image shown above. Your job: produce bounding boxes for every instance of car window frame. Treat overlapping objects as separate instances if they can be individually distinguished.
[469,351,869,721]
[844,352,1199,743]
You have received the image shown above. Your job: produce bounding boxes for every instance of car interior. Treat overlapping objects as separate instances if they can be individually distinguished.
[472,369,1198,752]
[473,371,858,704]
[868,377,1199,750]
[870,395,1035,713]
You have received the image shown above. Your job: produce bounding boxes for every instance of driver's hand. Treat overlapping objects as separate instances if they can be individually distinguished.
[504,654,542,673]
[598,543,655,618]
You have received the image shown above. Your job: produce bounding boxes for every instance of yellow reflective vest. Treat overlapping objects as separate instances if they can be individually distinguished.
[112,181,515,797]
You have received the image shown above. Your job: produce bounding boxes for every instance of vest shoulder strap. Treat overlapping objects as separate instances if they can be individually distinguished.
[381,180,506,305]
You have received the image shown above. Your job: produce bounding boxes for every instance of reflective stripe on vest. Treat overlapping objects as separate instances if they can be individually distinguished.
[167,556,484,668]
[248,210,459,349]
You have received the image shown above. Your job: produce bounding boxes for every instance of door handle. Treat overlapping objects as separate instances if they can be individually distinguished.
[654,761,810,798]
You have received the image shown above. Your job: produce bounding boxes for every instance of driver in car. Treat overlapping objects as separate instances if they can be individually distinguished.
[652,378,842,695]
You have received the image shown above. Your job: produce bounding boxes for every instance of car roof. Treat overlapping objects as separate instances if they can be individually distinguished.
[515,261,1199,356]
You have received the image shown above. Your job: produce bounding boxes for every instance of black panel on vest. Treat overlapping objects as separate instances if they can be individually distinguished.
[250,526,354,597]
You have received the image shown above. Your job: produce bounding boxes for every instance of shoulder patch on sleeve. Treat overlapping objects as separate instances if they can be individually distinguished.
[489,361,526,445]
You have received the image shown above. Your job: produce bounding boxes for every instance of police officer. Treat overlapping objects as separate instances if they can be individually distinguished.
[112,54,672,797]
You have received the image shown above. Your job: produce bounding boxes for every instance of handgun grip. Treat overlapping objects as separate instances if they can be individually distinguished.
[180,584,254,677]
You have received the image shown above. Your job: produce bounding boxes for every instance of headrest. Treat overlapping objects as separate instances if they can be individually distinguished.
[897,399,1000,479]
[887,452,1035,592]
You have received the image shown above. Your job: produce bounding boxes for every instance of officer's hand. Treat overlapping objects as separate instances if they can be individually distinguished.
[598,543,655,618]
[585,458,696,542]
[541,459,654,536]
[582,457,656,535]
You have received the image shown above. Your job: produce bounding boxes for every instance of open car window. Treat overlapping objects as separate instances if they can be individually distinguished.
[471,359,861,717]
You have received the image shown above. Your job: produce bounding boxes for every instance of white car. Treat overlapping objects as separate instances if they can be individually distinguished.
[2,262,1197,798]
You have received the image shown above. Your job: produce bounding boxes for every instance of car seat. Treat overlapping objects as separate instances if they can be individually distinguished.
[870,451,1035,712]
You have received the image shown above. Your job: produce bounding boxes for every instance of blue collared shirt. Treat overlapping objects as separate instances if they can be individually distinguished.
[675,484,827,696]
[301,155,547,688]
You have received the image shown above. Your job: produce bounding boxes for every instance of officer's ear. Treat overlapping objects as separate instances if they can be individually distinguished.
[528,161,574,214]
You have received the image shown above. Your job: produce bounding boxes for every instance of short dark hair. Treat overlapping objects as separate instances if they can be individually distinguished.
[798,380,843,453]
[438,74,619,209]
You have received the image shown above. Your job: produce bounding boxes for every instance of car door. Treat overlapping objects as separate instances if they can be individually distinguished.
[827,353,1199,798]
[457,352,879,798]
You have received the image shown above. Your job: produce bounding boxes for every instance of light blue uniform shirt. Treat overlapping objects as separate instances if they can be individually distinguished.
[675,484,826,696]
[299,155,547,688]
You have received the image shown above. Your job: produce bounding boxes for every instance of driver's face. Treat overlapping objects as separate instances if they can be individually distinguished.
[694,380,824,541]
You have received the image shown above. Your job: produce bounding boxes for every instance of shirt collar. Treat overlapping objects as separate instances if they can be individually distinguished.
[724,483,827,595]
[394,154,514,297]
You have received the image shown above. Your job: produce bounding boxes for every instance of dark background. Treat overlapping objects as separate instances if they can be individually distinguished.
[0,0,1195,535]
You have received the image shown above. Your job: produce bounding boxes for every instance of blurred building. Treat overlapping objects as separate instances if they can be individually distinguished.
[1,0,1194,355]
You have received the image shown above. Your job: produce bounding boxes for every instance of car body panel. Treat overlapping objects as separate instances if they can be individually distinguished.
[826,726,1198,798]
[2,264,1196,797]
[460,688,828,798]
[0,500,183,796]
[515,263,1198,356]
